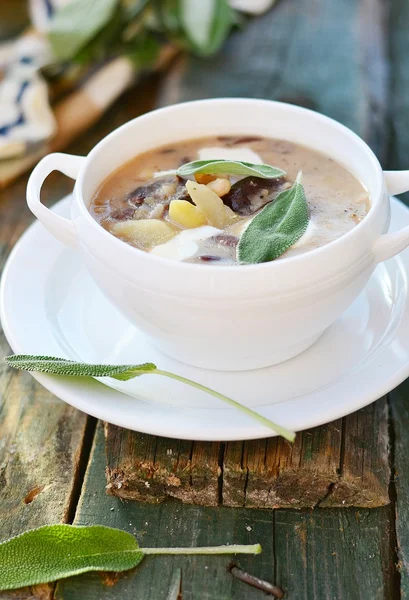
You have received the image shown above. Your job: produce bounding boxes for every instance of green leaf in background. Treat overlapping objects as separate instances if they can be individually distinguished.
[168,159,286,179]
[180,0,236,56]
[238,173,310,264]
[126,31,162,69]
[203,0,236,56]
[72,6,128,66]
[48,0,118,62]
[125,0,151,21]
[4,355,296,441]
[151,0,181,33]
[0,524,261,590]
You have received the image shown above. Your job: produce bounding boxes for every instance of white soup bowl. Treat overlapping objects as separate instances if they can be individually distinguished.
[26,99,409,370]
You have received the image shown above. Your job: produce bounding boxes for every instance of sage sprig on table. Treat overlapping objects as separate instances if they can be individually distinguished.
[0,524,261,590]
[4,355,296,442]
[238,172,310,264]
[156,158,286,180]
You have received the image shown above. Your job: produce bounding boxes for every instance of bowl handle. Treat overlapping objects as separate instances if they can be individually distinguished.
[372,170,409,263]
[27,153,85,248]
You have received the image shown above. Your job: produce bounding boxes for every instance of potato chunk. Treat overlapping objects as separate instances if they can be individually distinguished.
[207,177,231,197]
[224,204,240,226]
[169,199,207,228]
[111,219,177,250]
[186,180,227,228]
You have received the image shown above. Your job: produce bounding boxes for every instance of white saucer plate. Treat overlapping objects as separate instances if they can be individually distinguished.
[1,196,409,441]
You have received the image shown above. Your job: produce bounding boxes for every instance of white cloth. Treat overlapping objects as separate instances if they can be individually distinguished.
[29,0,70,33]
[0,0,70,159]
[0,34,56,158]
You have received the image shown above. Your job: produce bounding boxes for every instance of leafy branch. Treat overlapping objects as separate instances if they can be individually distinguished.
[47,0,240,69]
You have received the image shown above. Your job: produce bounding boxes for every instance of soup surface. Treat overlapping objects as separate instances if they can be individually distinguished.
[90,136,370,264]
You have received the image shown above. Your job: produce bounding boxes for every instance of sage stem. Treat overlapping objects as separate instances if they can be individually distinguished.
[154,370,295,442]
[141,544,262,555]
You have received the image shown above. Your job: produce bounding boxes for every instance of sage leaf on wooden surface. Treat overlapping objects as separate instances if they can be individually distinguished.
[157,159,286,179]
[238,173,309,264]
[180,0,235,56]
[48,0,118,62]
[4,355,296,441]
[0,524,261,590]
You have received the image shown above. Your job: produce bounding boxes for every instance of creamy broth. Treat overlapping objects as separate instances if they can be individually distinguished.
[90,136,370,264]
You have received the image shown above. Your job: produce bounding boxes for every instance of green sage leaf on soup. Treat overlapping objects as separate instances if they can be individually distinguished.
[173,159,286,179]
[238,173,309,264]
[180,0,236,56]
[4,355,156,380]
[48,0,118,62]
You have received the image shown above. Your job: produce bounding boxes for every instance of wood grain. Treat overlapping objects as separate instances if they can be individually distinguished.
[105,426,220,506]
[106,401,390,509]
[274,506,397,600]
[321,399,390,508]
[387,0,409,177]
[224,421,342,509]
[158,0,389,156]
[0,178,90,599]
[57,423,397,599]
[389,382,409,597]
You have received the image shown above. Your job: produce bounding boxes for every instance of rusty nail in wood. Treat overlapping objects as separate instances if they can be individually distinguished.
[228,562,285,598]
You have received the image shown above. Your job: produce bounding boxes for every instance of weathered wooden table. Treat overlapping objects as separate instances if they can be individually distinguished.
[2,1,409,598]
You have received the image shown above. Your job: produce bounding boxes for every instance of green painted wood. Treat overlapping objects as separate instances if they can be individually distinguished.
[387,0,409,176]
[57,424,276,600]
[158,0,388,157]
[389,382,409,597]
[56,424,397,599]
[378,0,409,595]
[274,506,397,600]
[0,179,91,600]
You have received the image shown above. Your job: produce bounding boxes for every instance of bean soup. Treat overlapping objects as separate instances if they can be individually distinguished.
[90,136,370,265]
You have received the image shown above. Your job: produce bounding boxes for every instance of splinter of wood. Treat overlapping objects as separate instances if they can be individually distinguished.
[228,562,285,598]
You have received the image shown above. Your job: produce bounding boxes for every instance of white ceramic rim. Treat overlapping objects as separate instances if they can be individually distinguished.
[74,98,384,273]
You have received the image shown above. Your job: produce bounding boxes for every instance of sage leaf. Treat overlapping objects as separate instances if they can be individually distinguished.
[0,524,261,590]
[157,159,286,179]
[180,0,235,56]
[0,525,142,590]
[4,355,156,380]
[48,0,118,62]
[238,173,309,264]
[5,355,295,441]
